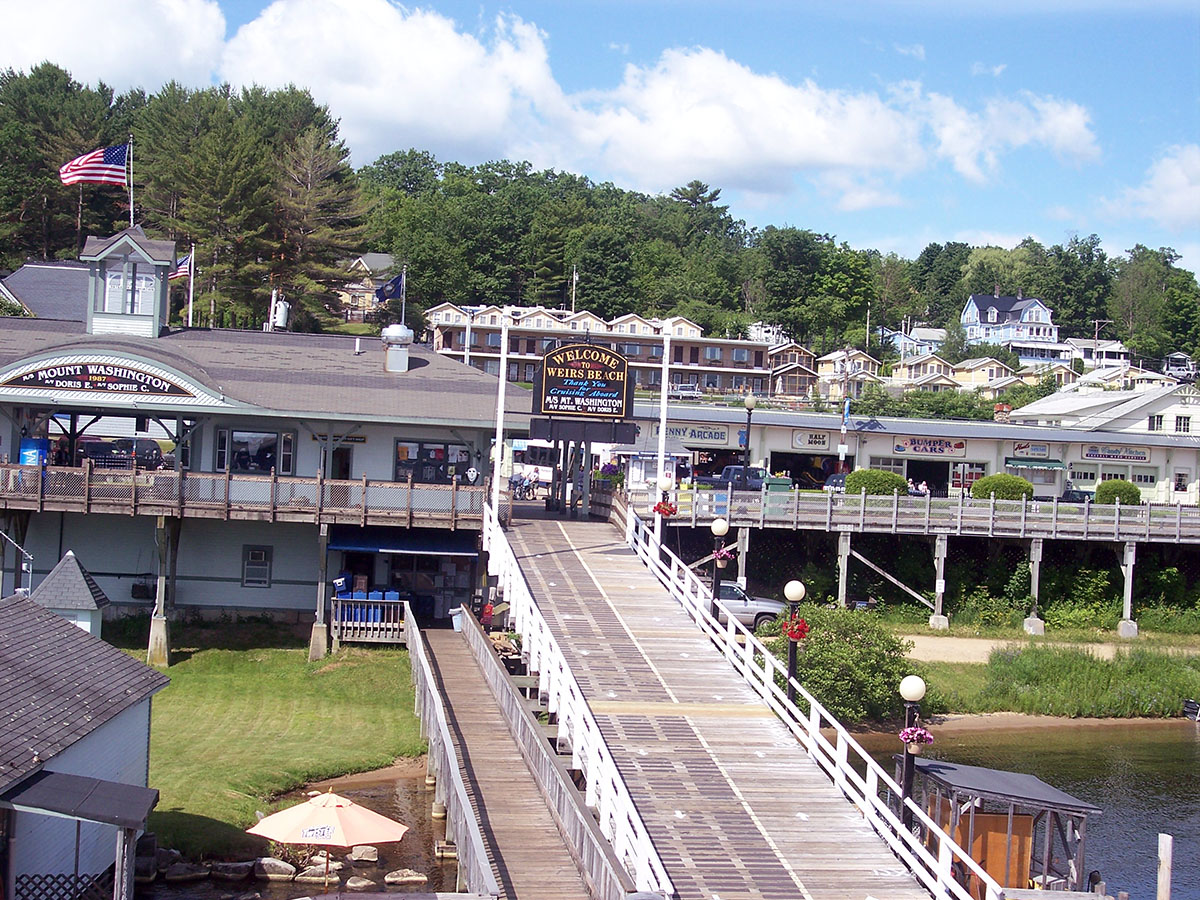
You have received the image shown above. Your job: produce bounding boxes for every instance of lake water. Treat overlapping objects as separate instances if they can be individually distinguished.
[138,767,456,898]
[856,719,1200,900]
[141,720,1197,899]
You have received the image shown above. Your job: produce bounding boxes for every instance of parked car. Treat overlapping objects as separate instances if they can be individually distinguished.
[694,465,771,490]
[823,473,847,493]
[74,438,130,469]
[714,582,786,630]
[1059,489,1094,503]
[667,383,703,401]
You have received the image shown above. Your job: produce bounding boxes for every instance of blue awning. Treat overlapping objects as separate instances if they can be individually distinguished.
[328,525,478,556]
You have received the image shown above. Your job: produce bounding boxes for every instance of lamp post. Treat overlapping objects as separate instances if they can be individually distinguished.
[899,674,926,829]
[654,472,674,544]
[710,517,729,620]
[783,579,806,703]
[741,393,757,489]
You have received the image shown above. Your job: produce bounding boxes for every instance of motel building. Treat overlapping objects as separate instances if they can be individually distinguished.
[0,227,531,656]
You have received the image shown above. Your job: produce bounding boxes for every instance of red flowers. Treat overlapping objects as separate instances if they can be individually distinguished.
[653,500,678,517]
[781,614,809,641]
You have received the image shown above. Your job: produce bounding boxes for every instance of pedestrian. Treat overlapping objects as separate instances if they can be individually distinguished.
[918,480,929,494]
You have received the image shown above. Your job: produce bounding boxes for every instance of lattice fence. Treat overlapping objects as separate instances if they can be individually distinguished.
[15,869,113,900]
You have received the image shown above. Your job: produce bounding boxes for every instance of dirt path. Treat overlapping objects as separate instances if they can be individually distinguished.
[903,633,1124,663]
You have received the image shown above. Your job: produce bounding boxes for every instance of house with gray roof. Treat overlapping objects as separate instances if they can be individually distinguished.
[961,289,1073,366]
[0,591,167,900]
[0,227,531,661]
[28,550,110,635]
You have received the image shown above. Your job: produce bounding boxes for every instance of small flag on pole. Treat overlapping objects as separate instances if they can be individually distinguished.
[169,254,191,281]
[59,144,129,186]
[374,272,405,304]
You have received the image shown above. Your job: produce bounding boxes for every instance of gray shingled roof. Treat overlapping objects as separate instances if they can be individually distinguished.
[0,593,169,794]
[30,551,110,611]
[80,226,175,264]
[1,261,89,321]
[0,319,533,428]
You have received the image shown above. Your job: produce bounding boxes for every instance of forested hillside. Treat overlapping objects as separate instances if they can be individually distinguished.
[2,64,1197,365]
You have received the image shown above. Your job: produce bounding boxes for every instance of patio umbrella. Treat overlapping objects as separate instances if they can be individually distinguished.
[247,789,409,890]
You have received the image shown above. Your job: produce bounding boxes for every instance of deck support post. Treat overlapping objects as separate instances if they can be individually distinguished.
[836,530,850,609]
[309,523,329,661]
[146,515,170,667]
[929,533,949,630]
[1024,537,1045,636]
[1118,540,1138,638]
[736,527,750,584]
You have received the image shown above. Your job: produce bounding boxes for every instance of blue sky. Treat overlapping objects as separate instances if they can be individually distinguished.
[5,1,1198,273]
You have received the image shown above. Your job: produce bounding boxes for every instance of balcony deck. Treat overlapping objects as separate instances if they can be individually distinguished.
[0,463,487,529]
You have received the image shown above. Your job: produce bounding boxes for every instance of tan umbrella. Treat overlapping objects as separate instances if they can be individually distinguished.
[247,789,409,890]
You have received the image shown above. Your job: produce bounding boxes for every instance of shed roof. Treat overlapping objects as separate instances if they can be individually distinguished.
[30,551,110,611]
[912,757,1101,815]
[1,261,90,321]
[0,593,169,794]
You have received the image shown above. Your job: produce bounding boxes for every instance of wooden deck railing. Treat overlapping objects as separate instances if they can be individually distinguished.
[622,507,1005,900]
[482,502,675,898]
[405,609,501,899]
[330,596,405,649]
[0,463,487,529]
[627,486,1200,545]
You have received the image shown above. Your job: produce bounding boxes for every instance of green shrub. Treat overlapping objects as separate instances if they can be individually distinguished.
[980,646,1200,717]
[845,468,908,496]
[1094,478,1142,505]
[951,585,1024,627]
[765,605,917,722]
[970,473,1034,500]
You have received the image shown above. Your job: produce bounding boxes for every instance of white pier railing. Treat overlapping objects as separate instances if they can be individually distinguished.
[482,503,674,899]
[623,507,1006,900]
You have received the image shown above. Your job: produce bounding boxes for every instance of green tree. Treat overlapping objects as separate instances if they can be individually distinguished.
[272,126,370,329]
[912,241,970,325]
[1109,246,1174,358]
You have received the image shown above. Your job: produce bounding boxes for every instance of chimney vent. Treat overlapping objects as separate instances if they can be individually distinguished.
[993,403,1012,423]
[994,284,1000,298]
[381,324,414,373]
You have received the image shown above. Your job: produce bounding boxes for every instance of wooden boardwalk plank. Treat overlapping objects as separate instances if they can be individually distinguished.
[508,514,930,900]
[424,628,591,900]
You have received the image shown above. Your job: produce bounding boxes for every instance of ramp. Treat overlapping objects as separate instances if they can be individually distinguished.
[506,513,932,900]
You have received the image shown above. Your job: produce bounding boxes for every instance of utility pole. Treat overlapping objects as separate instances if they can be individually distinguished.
[1091,319,1113,368]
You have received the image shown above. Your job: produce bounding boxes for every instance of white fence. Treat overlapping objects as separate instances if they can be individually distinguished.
[622,507,1006,900]
[405,609,501,899]
[482,503,674,898]
[628,485,1200,545]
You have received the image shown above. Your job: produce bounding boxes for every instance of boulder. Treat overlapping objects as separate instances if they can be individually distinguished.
[306,851,344,872]
[384,868,428,885]
[294,865,338,884]
[133,856,157,884]
[345,875,376,891]
[231,893,263,900]
[253,857,296,881]
[163,862,210,883]
[210,860,255,881]
[347,844,378,863]
[155,848,182,871]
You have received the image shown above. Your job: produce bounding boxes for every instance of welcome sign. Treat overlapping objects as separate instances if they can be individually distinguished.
[536,343,633,418]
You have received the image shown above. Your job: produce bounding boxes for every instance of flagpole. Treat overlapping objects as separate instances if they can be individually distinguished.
[400,265,407,326]
[127,133,134,227]
[187,242,195,328]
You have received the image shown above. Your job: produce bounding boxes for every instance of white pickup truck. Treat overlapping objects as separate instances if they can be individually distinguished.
[667,384,703,401]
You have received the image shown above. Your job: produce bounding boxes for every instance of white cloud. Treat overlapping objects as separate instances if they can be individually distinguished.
[1107,144,1200,231]
[970,62,1007,77]
[608,42,631,55]
[220,0,564,165]
[568,47,926,196]
[814,172,904,212]
[0,0,226,90]
[951,230,1040,249]
[912,88,1099,182]
[895,43,926,61]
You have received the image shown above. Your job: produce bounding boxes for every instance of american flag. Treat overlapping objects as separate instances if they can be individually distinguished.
[59,144,129,186]
[168,254,191,281]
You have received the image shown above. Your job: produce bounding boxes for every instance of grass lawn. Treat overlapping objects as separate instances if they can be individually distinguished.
[112,619,425,859]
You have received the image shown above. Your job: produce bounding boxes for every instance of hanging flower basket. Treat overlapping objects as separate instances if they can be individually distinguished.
[899,725,934,753]
[652,500,678,517]
[716,558,728,568]
[780,614,809,642]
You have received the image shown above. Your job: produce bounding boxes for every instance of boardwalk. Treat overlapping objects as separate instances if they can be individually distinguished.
[506,511,930,900]
[423,627,591,900]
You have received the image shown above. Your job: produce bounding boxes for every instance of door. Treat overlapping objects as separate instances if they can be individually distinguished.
[332,446,352,480]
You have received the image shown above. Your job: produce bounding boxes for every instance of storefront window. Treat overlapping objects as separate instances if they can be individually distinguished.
[216,429,295,474]
[1175,470,1190,492]
[869,456,906,475]
[1068,464,1097,484]
[1131,467,1157,485]
[395,440,472,484]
